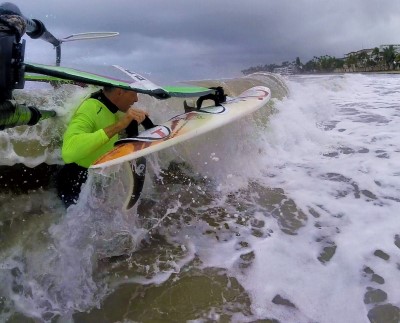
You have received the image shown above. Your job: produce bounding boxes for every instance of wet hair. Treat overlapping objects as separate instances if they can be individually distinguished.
[103,86,136,95]
[103,86,117,93]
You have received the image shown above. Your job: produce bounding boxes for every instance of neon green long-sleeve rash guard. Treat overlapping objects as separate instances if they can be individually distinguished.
[62,98,120,168]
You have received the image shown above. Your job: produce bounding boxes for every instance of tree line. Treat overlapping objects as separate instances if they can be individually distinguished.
[242,45,400,74]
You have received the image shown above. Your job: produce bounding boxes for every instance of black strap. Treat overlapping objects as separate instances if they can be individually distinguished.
[196,86,227,109]
[125,116,155,137]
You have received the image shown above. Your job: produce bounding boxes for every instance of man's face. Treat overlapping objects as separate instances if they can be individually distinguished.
[117,89,138,112]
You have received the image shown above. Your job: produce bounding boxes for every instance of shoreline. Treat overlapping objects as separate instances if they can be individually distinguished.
[288,70,400,76]
[245,70,400,77]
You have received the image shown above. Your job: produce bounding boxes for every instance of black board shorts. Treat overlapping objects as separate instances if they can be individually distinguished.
[56,163,88,208]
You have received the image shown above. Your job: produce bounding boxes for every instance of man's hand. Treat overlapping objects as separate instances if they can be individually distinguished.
[104,108,148,139]
[122,108,147,127]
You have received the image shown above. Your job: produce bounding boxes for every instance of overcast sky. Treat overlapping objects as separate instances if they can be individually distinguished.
[5,0,400,82]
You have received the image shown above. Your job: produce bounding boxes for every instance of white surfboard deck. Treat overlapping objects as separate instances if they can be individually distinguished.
[91,86,271,169]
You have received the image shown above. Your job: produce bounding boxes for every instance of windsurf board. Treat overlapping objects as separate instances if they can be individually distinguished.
[91,86,271,169]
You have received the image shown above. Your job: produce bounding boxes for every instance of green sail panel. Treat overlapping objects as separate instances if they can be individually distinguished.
[25,74,73,83]
[163,86,213,97]
[24,63,212,99]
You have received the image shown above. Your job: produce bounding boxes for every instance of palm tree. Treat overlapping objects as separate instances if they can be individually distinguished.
[394,53,400,70]
[346,54,358,67]
[382,45,397,69]
[371,47,380,63]
[357,51,369,68]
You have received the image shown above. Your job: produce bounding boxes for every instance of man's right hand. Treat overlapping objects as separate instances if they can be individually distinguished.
[122,108,147,127]
[104,108,148,139]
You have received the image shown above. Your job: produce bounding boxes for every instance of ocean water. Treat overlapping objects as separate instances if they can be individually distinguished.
[0,73,399,323]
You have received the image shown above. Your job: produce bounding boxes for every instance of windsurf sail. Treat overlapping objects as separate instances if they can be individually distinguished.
[25,62,171,99]
[24,63,213,99]
[162,86,213,97]
[24,74,74,84]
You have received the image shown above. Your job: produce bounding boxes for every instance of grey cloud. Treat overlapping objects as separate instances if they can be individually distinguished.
[6,0,400,82]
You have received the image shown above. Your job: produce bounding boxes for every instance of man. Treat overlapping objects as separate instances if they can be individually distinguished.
[56,86,147,207]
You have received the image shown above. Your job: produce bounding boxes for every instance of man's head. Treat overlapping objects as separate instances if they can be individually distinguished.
[103,87,138,112]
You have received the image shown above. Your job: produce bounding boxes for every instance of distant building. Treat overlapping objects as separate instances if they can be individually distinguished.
[345,48,374,58]
[379,44,400,51]
[345,45,400,58]
[273,64,296,75]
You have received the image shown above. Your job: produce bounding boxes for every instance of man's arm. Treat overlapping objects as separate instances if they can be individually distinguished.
[103,107,147,138]
[62,110,110,164]
[62,104,147,164]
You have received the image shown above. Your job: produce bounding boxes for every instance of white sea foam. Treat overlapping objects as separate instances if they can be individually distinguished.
[140,73,400,322]
[189,73,400,322]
